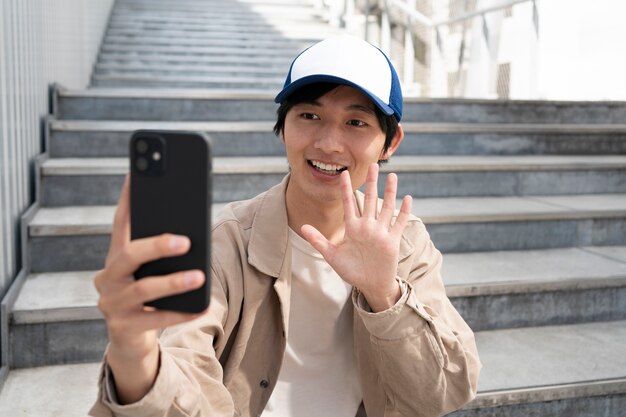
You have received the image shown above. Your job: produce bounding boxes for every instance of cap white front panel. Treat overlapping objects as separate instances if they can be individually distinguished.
[290,36,392,105]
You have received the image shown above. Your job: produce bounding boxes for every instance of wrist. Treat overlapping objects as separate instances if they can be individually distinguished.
[107,343,160,404]
[361,280,402,313]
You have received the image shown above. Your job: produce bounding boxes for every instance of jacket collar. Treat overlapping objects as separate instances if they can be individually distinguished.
[247,174,292,278]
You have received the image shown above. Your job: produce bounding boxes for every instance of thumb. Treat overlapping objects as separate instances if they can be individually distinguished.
[301,224,334,259]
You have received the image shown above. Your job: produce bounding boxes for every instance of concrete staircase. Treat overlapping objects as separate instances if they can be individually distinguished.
[1,0,626,415]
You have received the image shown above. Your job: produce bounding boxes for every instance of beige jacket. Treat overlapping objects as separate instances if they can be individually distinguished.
[90,175,480,417]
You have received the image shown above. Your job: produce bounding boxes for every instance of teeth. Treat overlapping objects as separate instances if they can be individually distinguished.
[311,160,346,172]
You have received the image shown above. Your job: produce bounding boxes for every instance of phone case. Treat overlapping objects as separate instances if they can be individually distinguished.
[130,130,212,313]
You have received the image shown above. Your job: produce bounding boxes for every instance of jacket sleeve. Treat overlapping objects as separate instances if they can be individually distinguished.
[353,219,481,417]
[89,262,238,417]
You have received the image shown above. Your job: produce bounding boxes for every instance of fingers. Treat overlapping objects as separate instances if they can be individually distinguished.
[301,224,334,259]
[109,175,131,255]
[390,195,413,238]
[340,170,359,220]
[103,233,191,283]
[109,308,206,336]
[378,173,398,225]
[112,270,205,310]
[362,163,379,218]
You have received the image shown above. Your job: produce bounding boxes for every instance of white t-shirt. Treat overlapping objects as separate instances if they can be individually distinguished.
[262,228,362,417]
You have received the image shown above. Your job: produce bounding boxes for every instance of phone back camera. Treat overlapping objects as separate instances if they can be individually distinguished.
[132,134,166,176]
[136,139,149,154]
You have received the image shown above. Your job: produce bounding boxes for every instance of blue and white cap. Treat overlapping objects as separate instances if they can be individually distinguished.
[275,35,403,121]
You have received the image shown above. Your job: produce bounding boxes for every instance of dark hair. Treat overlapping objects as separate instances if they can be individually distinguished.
[273,83,399,162]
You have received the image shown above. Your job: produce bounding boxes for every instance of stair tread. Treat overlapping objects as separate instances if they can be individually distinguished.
[471,320,626,402]
[92,73,286,85]
[443,246,626,296]
[40,155,626,176]
[98,53,294,65]
[1,322,625,414]
[29,194,626,237]
[12,245,626,323]
[0,362,101,417]
[95,63,288,75]
[58,88,626,105]
[50,119,626,133]
[12,271,102,323]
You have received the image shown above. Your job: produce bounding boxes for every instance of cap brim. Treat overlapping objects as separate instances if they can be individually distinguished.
[274,75,395,117]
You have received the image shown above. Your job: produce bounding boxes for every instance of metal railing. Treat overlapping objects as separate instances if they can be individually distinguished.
[317,0,538,98]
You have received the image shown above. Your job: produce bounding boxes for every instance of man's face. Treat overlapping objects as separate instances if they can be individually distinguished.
[281,85,400,205]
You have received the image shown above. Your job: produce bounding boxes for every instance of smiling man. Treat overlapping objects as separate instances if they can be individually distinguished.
[90,35,480,417]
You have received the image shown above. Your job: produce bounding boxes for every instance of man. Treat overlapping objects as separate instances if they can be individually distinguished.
[90,35,480,417]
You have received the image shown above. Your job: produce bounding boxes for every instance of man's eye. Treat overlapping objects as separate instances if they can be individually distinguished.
[347,119,366,127]
[300,113,319,120]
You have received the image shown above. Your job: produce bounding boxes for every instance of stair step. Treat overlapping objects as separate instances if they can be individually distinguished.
[9,272,106,368]
[55,88,626,124]
[110,6,320,19]
[0,363,101,415]
[97,52,293,67]
[49,119,626,158]
[12,271,100,324]
[401,99,626,124]
[9,247,626,366]
[2,322,625,416]
[457,320,626,415]
[28,195,626,236]
[444,246,626,330]
[99,43,304,58]
[91,73,284,89]
[102,34,319,48]
[27,194,626,272]
[9,271,105,368]
[105,25,338,40]
[108,14,326,28]
[94,63,286,76]
[38,156,626,206]
[93,69,284,80]
[91,74,284,89]
[50,120,284,157]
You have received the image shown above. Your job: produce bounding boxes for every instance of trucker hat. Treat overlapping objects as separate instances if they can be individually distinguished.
[274,35,403,121]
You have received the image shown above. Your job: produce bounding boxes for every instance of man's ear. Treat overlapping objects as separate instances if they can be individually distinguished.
[279,129,286,144]
[380,123,404,160]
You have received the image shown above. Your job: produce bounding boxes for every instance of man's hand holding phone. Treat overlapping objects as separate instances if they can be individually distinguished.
[94,130,212,404]
[94,176,207,404]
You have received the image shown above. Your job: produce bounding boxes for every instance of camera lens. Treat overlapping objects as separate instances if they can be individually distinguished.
[136,157,149,172]
[136,139,149,154]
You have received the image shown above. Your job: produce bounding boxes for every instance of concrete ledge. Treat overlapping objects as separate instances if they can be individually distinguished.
[12,272,101,324]
[0,363,101,416]
[466,379,626,410]
[50,119,626,134]
[39,155,626,176]
[28,195,626,237]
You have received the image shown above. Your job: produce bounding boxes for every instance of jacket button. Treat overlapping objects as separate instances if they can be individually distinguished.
[260,379,270,388]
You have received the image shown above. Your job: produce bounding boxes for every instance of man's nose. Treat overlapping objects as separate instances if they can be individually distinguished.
[314,123,344,153]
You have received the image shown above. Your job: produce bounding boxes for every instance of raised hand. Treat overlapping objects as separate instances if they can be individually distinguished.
[94,176,206,403]
[301,163,413,312]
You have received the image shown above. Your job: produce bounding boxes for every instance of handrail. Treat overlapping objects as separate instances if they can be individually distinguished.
[318,0,541,97]
[431,0,535,27]
[382,0,535,28]
[387,0,432,26]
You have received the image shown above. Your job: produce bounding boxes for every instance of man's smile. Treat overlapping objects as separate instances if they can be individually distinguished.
[308,160,348,175]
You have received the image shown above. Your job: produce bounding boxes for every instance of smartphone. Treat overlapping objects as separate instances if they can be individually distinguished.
[130,130,212,313]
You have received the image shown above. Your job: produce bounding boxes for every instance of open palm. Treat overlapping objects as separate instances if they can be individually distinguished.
[301,164,413,311]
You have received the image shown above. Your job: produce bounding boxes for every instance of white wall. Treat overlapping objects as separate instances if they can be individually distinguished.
[430,0,626,100]
[0,0,114,303]
[534,0,626,101]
